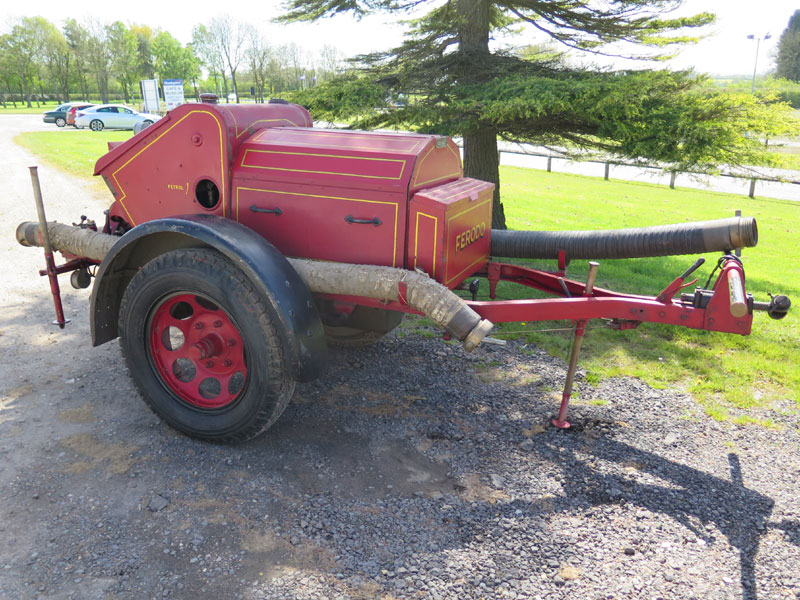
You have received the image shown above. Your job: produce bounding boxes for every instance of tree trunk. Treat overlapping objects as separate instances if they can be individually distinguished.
[456,0,506,229]
[230,70,238,103]
[22,82,31,108]
[463,129,505,229]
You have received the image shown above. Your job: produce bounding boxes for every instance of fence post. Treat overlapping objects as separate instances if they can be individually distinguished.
[669,171,677,189]
[604,162,610,181]
[749,178,756,198]
[547,155,552,173]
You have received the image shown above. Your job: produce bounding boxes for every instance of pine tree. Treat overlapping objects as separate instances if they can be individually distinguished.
[776,10,800,82]
[282,1,795,228]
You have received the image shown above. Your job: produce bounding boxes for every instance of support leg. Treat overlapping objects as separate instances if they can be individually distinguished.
[552,320,587,429]
[551,261,599,429]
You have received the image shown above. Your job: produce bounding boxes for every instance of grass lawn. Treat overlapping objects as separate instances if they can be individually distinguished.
[14,130,800,422]
[14,129,133,182]
[767,147,800,171]
[1,103,63,114]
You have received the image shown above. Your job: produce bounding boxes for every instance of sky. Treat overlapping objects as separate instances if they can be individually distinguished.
[2,1,798,77]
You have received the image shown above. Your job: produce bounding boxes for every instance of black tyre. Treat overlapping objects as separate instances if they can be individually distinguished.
[90,119,104,131]
[55,117,66,127]
[118,248,295,442]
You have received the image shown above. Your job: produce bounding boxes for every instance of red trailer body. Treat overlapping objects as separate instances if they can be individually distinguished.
[230,127,463,270]
[17,97,789,442]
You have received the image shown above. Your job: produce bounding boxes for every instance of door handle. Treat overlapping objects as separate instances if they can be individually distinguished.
[345,215,381,226]
[250,205,282,215]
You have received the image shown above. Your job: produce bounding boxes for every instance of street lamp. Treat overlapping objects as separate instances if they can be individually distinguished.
[747,33,772,93]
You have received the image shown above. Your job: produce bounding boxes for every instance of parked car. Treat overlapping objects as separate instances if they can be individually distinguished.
[74,104,161,131]
[66,103,95,127]
[42,103,82,127]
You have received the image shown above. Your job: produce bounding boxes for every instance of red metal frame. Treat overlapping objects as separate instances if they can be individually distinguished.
[320,259,752,336]
[319,256,752,429]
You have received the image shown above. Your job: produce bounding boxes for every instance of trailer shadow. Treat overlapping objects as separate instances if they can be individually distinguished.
[540,436,777,600]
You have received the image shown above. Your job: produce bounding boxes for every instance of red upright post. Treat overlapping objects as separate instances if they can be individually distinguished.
[29,166,69,329]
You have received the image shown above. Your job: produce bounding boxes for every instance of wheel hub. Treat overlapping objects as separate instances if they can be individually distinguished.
[148,293,247,409]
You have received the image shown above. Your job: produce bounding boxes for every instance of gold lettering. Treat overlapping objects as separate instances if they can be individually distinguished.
[455,222,487,252]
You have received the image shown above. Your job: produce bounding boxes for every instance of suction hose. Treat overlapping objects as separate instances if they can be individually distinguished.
[16,221,493,351]
[490,216,758,261]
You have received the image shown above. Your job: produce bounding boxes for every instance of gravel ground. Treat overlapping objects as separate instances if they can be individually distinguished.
[1,115,799,600]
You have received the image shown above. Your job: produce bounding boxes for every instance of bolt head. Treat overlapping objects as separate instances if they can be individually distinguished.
[213,320,223,328]
[223,360,232,367]
[205,360,214,368]
[227,339,236,347]
[194,322,204,329]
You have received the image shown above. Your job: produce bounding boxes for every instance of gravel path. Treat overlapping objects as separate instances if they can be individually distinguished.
[1,115,798,600]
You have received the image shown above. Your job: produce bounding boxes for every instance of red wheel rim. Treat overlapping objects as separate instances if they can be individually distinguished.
[148,293,247,409]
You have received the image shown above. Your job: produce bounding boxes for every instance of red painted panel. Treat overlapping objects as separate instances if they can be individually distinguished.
[233,181,405,267]
[411,211,439,278]
[234,128,461,194]
[443,195,493,287]
[409,138,463,193]
[408,178,494,288]
[102,108,229,226]
[252,128,428,153]
[241,148,408,181]
[94,102,314,228]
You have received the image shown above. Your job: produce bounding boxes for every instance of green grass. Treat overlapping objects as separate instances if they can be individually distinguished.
[14,130,133,181]
[1,103,63,114]
[479,166,800,419]
[13,130,800,420]
[767,147,800,171]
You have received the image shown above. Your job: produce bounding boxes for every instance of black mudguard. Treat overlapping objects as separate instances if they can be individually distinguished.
[90,214,327,382]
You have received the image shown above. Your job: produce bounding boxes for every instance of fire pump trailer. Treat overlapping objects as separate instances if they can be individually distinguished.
[16,96,791,441]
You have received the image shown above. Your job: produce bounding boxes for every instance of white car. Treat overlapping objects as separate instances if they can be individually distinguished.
[75,104,161,131]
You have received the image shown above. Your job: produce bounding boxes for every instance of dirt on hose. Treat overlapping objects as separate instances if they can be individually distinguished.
[1,115,799,600]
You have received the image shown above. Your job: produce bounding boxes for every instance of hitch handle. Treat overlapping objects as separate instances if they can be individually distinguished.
[680,257,705,280]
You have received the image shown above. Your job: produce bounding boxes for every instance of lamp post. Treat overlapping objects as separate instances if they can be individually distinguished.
[747,33,771,93]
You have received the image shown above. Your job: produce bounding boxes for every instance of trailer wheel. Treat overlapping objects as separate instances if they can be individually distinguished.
[90,119,104,131]
[118,248,295,442]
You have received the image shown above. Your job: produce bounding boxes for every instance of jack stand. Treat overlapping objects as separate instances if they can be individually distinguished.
[552,261,599,429]
[29,166,70,329]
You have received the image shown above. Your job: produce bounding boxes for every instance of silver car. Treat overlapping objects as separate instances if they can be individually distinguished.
[75,104,161,131]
